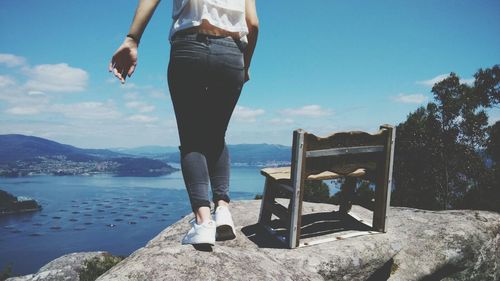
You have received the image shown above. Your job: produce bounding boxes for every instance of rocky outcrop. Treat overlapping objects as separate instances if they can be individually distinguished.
[8,200,499,281]
[6,252,106,281]
[0,190,41,215]
[96,200,499,281]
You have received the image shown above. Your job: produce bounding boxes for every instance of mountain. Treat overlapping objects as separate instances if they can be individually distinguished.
[0,134,291,171]
[0,134,177,177]
[108,145,179,157]
[228,143,291,164]
[0,134,126,164]
[158,143,291,165]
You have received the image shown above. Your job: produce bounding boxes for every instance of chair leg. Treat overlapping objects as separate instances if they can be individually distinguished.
[372,125,396,233]
[258,178,274,225]
[288,180,305,249]
[339,177,356,214]
[373,175,389,232]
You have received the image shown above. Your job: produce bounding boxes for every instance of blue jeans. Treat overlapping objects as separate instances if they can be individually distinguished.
[167,33,245,212]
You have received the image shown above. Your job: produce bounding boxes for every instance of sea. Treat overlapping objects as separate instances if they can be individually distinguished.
[0,165,265,275]
[0,165,342,276]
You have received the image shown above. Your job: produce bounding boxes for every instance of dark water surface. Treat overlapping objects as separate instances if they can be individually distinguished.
[0,166,263,275]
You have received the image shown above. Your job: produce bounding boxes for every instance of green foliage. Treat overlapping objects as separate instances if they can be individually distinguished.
[0,263,15,281]
[303,179,375,209]
[0,189,17,206]
[393,65,500,211]
[303,180,330,203]
[78,254,124,281]
[0,189,41,214]
[356,181,375,210]
[486,121,500,163]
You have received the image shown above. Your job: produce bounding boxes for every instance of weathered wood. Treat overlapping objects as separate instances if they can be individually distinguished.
[305,129,387,151]
[372,125,395,232]
[305,152,380,176]
[383,125,396,231]
[261,167,292,181]
[258,178,273,225]
[274,181,294,193]
[261,166,366,181]
[289,129,306,249]
[263,201,289,224]
[306,145,384,158]
[258,125,395,249]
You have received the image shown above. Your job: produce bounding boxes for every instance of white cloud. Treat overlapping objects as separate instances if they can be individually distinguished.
[123,92,139,100]
[0,117,180,148]
[269,118,294,125]
[125,101,155,113]
[0,84,49,105]
[48,101,121,119]
[149,89,168,99]
[6,106,41,115]
[120,82,137,89]
[0,75,16,88]
[233,106,265,122]
[461,78,475,86]
[281,104,332,117]
[127,114,158,123]
[24,63,88,92]
[417,74,449,87]
[417,74,475,87]
[28,90,46,96]
[0,53,27,67]
[393,93,428,104]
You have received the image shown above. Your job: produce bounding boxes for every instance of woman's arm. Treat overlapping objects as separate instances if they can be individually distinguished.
[109,0,161,83]
[244,0,259,82]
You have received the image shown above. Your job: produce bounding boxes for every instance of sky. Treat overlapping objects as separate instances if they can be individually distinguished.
[1,0,499,148]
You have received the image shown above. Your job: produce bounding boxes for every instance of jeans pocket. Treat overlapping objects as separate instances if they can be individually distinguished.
[220,53,245,70]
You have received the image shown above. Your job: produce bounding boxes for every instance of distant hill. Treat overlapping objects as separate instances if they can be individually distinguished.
[0,134,126,164]
[0,134,177,177]
[109,145,179,157]
[229,144,291,164]
[0,134,291,170]
[158,143,291,165]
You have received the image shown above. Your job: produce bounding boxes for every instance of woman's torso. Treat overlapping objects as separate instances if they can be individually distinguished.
[170,0,248,41]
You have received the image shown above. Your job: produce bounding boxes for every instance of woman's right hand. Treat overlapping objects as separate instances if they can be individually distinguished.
[108,37,138,84]
[244,68,250,83]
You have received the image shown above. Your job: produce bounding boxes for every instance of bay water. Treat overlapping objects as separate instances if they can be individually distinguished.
[0,166,264,275]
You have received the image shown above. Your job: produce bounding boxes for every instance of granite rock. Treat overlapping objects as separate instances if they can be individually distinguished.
[94,200,499,281]
[7,252,106,281]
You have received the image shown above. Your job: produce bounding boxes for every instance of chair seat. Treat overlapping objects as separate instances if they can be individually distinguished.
[261,166,366,181]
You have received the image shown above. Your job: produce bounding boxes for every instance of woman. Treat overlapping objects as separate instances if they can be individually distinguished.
[109,0,259,246]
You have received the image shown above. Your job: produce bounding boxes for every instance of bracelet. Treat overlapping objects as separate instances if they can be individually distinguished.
[126,34,140,44]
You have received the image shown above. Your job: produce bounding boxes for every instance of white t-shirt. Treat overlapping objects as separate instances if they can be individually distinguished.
[170,0,248,42]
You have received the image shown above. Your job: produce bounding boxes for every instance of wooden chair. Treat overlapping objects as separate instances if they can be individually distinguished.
[258,125,396,248]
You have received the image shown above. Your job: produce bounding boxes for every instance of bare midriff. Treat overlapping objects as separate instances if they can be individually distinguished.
[177,19,240,39]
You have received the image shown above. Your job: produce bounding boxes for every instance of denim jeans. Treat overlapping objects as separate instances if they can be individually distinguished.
[167,33,245,212]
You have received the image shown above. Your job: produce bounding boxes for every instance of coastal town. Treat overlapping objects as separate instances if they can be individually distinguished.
[0,155,175,177]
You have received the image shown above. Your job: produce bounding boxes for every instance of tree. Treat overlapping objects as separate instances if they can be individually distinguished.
[303,180,330,203]
[392,65,499,211]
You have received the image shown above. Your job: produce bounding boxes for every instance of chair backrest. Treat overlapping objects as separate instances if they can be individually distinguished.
[289,124,395,190]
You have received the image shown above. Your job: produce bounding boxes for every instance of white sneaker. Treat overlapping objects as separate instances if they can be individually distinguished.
[214,206,236,241]
[181,219,216,245]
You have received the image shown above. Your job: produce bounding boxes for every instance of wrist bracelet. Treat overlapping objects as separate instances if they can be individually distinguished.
[126,34,140,44]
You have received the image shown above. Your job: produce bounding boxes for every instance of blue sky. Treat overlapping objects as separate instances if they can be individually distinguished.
[1,0,499,148]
